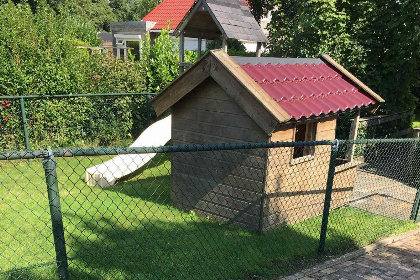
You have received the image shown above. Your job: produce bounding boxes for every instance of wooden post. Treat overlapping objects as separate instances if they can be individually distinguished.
[346,109,360,161]
[123,41,127,60]
[179,34,185,74]
[214,39,220,49]
[256,42,262,57]
[116,43,121,58]
[146,94,151,126]
[198,37,202,58]
[111,32,117,56]
[222,36,228,52]
[139,40,142,60]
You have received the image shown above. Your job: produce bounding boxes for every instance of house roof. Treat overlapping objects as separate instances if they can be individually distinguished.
[152,50,384,134]
[143,0,251,31]
[236,56,384,119]
[143,0,195,30]
[174,0,266,42]
[98,32,113,42]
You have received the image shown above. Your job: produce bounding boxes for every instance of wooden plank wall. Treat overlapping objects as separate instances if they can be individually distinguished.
[171,78,269,230]
[262,116,356,231]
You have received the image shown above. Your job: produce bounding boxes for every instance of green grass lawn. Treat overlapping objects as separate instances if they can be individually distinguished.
[0,155,417,280]
[412,114,420,128]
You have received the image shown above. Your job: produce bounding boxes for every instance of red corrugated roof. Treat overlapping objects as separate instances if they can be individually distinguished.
[239,62,377,120]
[143,0,195,30]
[143,0,250,30]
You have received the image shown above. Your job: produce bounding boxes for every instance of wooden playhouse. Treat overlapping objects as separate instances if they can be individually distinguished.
[151,50,384,232]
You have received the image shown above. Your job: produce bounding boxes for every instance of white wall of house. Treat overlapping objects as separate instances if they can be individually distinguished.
[260,10,273,37]
[243,41,265,53]
[243,9,273,53]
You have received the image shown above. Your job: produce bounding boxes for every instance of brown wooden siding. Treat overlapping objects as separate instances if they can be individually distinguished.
[171,78,269,230]
[262,116,357,231]
[170,78,358,232]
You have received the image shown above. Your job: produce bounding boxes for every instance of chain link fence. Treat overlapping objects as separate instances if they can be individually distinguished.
[1,139,419,280]
[0,93,155,151]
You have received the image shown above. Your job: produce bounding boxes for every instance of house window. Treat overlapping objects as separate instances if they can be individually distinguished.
[293,122,317,159]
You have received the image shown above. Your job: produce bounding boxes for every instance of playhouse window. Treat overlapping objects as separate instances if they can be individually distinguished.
[293,122,317,159]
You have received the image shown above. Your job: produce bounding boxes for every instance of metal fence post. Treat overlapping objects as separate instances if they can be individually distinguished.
[43,149,70,280]
[19,97,30,150]
[318,139,339,254]
[411,187,420,221]
[146,94,151,126]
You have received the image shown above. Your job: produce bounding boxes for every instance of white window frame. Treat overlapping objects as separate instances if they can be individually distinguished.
[114,34,142,60]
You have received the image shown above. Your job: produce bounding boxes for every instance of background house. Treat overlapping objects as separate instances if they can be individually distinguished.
[152,50,384,231]
[142,0,206,51]
[174,0,267,73]
[100,0,270,60]
[142,0,264,52]
[98,32,113,49]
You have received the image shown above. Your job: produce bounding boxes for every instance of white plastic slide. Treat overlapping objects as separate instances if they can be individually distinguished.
[85,115,171,188]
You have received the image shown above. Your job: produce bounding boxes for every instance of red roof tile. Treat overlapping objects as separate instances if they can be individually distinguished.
[143,0,195,30]
[239,62,377,120]
[143,0,250,30]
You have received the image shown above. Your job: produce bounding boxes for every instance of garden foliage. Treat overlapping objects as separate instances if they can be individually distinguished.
[0,2,183,150]
[140,29,179,93]
[110,0,162,23]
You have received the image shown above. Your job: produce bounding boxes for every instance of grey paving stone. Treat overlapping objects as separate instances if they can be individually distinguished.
[279,230,420,280]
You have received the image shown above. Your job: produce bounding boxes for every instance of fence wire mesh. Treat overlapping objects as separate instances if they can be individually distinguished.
[0,139,419,280]
[0,94,154,151]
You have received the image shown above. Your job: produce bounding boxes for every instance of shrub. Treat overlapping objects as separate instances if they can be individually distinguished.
[0,2,147,150]
[141,29,179,93]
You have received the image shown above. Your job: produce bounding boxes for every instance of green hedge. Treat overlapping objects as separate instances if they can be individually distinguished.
[0,2,182,150]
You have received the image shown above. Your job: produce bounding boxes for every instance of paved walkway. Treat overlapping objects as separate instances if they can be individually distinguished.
[281,228,420,280]
[351,170,417,220]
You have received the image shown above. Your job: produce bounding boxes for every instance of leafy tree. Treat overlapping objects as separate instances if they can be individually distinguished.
[247,0,270,22]
[345,0,419,112]
[129,0,161,21]
[4,0,116,31]
[110,0,162,22]
[206,38,248,56]
[141,28,178,92]
[52,0,116,31]
[268,0,420,112]
[109,0,131,21]
[269,0,365,73]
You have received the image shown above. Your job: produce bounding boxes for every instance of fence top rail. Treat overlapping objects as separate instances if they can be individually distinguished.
[357,111,414,126]
[0,140,336,160]
[340,138,420,144]
[1,138,420,161]
[0,92,157,100]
